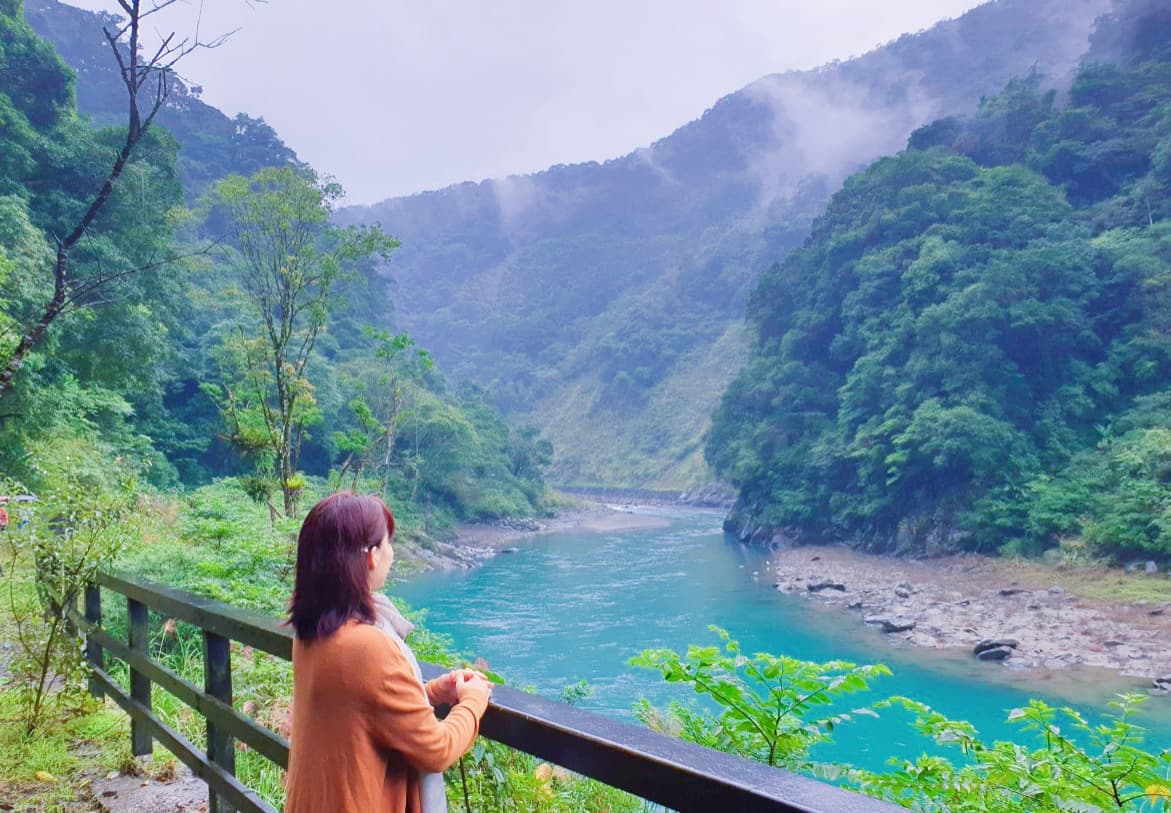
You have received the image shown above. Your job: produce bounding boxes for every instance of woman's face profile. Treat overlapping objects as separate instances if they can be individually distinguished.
[368,531,394,590]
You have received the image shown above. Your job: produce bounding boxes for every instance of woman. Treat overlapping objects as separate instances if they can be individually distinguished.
[285,493,492,813]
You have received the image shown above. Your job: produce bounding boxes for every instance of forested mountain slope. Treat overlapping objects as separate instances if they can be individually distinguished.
[709,0,1171,559]
[339,0,1108,488]
[22,0,300,196]
[2,0,551,531]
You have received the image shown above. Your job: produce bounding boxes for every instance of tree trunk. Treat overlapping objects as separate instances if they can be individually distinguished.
[0,248,70,400]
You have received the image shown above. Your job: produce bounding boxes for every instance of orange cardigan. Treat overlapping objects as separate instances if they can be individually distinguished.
[284,620,490,813]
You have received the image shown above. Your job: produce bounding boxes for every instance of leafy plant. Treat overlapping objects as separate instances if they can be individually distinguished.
[635,630,1171,813]
[631,626,889,768]
[2,439,139,732]
[843,695,1171,812]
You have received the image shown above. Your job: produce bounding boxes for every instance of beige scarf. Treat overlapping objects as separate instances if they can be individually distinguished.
[372,593,447,813]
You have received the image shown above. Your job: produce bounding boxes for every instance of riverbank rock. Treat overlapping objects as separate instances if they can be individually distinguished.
[807,581,846,592]
[974,639,1019,661]
[764,542,1171,683]
[973,639,1019,656]
[865,616,916,633]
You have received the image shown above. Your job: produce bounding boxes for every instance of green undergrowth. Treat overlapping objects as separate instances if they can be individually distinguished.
[0,548,129,812]
[0,691,130,812]
[986,548,1171,606]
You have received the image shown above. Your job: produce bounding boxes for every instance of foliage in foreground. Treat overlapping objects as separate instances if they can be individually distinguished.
[1,436,139,733]
[843,695,1171,812]
[635,628,1171,813]
[631,626,889,768]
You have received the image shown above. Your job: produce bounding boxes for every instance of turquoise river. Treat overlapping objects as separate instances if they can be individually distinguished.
[394,506,1171,770]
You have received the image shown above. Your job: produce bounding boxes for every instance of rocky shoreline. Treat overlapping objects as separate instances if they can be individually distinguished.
[765,544,1171,690]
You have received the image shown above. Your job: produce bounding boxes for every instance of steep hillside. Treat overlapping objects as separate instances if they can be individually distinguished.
[709,0,1171,558]
[340,0,1109,488]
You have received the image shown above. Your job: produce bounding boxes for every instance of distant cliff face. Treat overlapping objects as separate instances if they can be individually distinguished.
[339,0,1110,488]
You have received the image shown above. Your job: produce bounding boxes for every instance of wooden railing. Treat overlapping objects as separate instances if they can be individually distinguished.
[71,572,903,813]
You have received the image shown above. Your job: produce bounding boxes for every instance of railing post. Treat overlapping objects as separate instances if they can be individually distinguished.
[128,597,152,756]
[84,583,103,698]
[204,630,235,813]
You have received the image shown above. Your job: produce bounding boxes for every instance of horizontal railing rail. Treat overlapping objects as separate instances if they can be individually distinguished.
[76,572,902,813]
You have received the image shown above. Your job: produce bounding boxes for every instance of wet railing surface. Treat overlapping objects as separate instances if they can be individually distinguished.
[72,572,903,813]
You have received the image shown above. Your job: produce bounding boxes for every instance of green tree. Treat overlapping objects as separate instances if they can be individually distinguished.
[333,329,433,492]
[203,167,397,516]
[3,436,139,732]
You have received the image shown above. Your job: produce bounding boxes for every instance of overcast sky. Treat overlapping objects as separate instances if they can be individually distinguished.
[64,1,986,204]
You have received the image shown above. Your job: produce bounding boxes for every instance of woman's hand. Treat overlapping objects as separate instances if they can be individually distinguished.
[432,668,490,705]
[455,670,492,703]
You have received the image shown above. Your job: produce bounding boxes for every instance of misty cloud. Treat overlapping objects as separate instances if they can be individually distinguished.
[490,174,545,232]
[742,70,938,208]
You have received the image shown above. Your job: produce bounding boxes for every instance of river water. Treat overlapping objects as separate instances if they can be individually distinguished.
[394,506,1171,769]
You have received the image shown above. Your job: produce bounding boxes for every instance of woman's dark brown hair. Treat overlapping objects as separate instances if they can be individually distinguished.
[289,493,395,641]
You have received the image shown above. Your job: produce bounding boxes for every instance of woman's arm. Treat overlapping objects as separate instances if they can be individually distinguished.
[364,631,490,773]
[424,677,445,707]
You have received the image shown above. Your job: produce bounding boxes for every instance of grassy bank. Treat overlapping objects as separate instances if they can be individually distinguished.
[0,542,132,812]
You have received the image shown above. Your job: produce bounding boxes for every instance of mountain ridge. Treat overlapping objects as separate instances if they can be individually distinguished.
[25,0,1117,488]
[339,0,1110,487]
